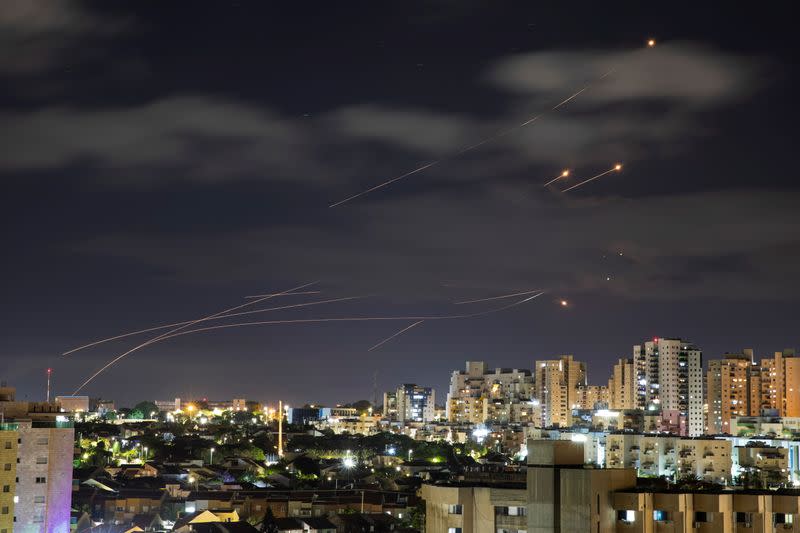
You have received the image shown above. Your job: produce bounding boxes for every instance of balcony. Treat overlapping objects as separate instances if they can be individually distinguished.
[495,515,527,529]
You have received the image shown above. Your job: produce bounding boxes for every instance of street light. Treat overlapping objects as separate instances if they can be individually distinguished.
[210,447,215,465]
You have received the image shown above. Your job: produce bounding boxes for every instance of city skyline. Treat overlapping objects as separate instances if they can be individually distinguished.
[2,2,799,406]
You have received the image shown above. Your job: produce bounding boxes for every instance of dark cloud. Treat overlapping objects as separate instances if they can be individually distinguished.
[488,43,758,105]
[0,0,127,74]
[0,42,761,195]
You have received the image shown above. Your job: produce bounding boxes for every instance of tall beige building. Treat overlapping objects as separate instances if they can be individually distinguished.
[607,358,636,410]
[757,349,800,417]
[707,349,799,435]
[533,355,586,427]
[706,352,757,434]
[0,387,74,533]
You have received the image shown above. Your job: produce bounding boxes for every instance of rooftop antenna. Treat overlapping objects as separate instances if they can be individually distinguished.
[46,368,52,403]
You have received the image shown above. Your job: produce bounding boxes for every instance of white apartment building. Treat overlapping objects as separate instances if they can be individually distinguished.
[633,338,703,436]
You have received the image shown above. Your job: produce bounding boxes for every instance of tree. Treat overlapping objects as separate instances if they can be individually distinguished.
[260,508,278,533]
[346,400,372,414]
[133,401,160,418]
[293,456,320,477]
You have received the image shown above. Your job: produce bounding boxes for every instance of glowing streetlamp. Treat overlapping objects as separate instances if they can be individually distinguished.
[210,447,215,465]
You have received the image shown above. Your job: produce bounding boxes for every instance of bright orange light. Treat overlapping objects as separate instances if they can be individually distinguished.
[647,39,656,47]
[561,169,570,177]
[187,404,195,412]
[614,164,622,171]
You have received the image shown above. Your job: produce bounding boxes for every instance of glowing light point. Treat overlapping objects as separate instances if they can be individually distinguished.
[614,163,623,171]
[561,169,570,177]
[647,39,656,47]
[560,300,568,307]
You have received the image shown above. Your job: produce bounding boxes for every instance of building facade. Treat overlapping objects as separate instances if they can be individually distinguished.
[395,384,435,423]
[633,338,704,436]
[446,362,534,424]
[608,358,636,411]
[533,355,587,428]
[0,386,74,533]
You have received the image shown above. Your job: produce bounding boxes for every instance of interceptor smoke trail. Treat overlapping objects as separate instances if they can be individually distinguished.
[328,162,439,208]
[543,169,570,187]
[329,71,614,208]
[244,291,320,299]
[454,289,543,305]
[76,292,545,389]
[561,164,622,193]
[152,291,544,344]
[63,295,362,356]
[367,321,424,352]
[72,281,318,394]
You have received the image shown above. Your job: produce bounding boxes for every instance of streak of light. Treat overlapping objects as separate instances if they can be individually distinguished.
[543,169,570,187]
[154,291,545,342]
[329,70,614,207]
[367,321,424,352]
[63,295,364,356]
[244,291,320,299]
[72,281,318,394]
[561,164,623,193]
[454,289,543,305]
[328,162,439,208]
[76,292,545,388]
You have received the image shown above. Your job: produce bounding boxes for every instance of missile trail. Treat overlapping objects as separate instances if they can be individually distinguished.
[454,289,543,305]
[244,291,320,299]
[74,292,544,392]
[329,70,614,208]
[63,295,363,356]
[367,321,424,352]
[561,164,622,193]
[72,281,318,394]
[153,291,544,343]
[328,162,439,208]
[543,169,570,187]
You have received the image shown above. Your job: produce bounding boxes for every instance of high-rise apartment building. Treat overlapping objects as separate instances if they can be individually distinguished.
[0,387,74,533]
[706,352,757,434]
[533,355,587,428]
[607,358,636,410]
[633,338,703,436]
[707,348,800,434]
[446,362,534,424]
[756,349,799,417]
[395,384,435,423]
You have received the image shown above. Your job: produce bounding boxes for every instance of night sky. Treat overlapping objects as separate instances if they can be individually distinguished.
[2,2,798,407]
